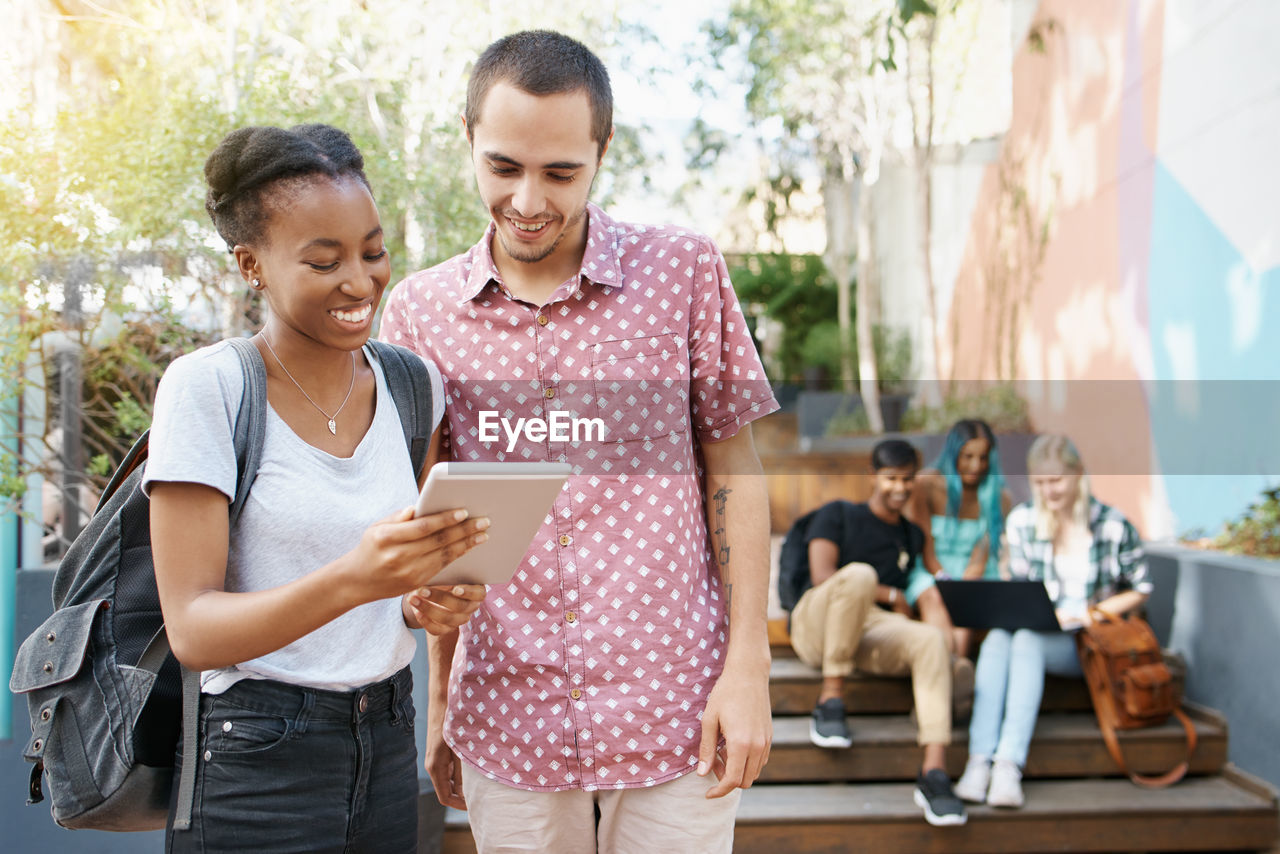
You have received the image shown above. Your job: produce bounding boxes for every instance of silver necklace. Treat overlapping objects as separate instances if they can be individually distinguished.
[260,333,356,436]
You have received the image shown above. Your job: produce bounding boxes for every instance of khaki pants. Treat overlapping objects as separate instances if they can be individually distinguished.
[789,562,952,746]
[461,763,740,854]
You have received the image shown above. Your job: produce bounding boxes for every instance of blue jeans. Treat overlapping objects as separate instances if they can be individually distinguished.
[968,629,1082,766]
[167,667,418,853]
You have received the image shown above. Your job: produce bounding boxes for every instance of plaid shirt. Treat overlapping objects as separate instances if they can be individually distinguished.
[1004,499,1151,605]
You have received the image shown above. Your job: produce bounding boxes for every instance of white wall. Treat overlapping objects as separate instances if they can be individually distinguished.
[873,139,1002,382]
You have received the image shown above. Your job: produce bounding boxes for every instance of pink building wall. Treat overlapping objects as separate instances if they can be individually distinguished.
[946,0,1280,538]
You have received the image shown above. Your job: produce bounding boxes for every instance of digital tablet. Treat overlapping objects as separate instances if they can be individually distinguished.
[934,579,1063,632]
[414,461,572,587]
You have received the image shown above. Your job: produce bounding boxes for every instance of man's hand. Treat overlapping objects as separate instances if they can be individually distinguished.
[425,717,466,809]
[696,659,772,798]
[423,628,465,809]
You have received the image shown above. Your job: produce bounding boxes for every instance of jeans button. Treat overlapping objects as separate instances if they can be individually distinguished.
[358,693,369,714]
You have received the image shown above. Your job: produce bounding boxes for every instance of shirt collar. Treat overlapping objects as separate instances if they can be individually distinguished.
[454,203,626,306]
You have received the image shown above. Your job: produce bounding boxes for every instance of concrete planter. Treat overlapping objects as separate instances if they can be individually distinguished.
[795,391,912,443]
[1144,543,1280,790]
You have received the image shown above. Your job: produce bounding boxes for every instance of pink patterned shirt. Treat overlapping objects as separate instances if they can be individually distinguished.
[380,204,777,791]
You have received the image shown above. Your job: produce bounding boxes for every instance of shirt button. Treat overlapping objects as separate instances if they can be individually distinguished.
[222,721,232,733]
[566,611,577,624]
[358,693,369,714]
[544,387,556,399]
[570,688,582,700]
[537,314,549,326]
[559,534,571,546]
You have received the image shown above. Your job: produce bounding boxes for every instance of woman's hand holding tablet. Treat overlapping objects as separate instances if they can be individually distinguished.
[414,462,573,587]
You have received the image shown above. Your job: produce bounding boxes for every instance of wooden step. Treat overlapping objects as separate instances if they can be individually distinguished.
[732,770,1280,853]
[769,657,1093,715]
[762,709,1225,783]
[440,768,1279,854]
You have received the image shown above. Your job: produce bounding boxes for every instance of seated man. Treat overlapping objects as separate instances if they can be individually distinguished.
[788,439,967,827]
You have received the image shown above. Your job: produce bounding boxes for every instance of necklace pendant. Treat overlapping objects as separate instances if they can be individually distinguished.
[327,418,337,435]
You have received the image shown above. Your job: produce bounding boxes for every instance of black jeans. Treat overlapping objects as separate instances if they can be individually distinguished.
[167,666,417,853]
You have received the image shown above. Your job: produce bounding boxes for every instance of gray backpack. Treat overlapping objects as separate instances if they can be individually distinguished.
[9,338,432,831]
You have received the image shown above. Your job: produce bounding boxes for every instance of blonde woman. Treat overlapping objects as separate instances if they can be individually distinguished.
[953,434,1151,808]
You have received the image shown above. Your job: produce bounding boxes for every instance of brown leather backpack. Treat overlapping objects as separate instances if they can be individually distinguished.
[1076,609,1197,787]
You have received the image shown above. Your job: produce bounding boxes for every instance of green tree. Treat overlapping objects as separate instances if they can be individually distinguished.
[702,1,1003,424]
[1,0,653,532]
[705,0,943,431]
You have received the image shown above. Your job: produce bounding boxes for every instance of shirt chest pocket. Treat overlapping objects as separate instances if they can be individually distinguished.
[591,334,690,443]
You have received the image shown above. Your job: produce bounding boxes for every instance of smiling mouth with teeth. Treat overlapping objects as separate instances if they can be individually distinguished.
[331,304,372,323]
[511,220,549,232]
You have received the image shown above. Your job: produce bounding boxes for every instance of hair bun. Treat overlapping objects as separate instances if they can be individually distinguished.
[203,123,371,249]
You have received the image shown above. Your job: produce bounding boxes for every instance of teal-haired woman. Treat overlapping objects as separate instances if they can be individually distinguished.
[905,419,1013,656]
[908,419,1013,582]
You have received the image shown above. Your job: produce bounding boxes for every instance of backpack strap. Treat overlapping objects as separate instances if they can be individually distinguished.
[224,336,269,523]
[171,336,269,831]
[364,340,434,476]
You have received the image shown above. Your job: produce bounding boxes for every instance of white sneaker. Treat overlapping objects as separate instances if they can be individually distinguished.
[986,758,1025,808]
[953,755,990,803]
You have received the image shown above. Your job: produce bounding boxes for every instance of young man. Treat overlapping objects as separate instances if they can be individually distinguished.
[787,439,969,827]
[380,30,778,853]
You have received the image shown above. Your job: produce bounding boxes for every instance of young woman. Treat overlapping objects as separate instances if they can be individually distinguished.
[906,419,1013,657]
[953,434,1151,809]
[146,124,489,852]
[908,418,1012,583]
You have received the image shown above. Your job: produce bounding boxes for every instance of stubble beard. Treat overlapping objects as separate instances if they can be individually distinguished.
[494,194,591,266]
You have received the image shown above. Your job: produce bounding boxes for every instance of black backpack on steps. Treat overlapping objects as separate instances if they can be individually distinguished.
[777,500,863,612]
[9,338,432,831]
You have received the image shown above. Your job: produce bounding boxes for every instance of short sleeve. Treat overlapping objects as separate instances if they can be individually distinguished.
[141,344,242,501]
[379,279,424,356]
[805,501,850,548]
[686,236,779,441]
[427,357,445,433]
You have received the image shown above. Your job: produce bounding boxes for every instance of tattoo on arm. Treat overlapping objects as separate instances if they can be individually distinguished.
[713,486,732,606]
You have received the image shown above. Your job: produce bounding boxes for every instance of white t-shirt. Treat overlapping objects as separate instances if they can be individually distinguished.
[142,340,444,694]
[1050,526,1096,622]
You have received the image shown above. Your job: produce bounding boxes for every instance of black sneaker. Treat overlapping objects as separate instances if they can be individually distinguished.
[913,768,968,826]
[809,697,852,748]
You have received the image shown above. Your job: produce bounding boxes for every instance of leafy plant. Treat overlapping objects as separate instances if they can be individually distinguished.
[726,253,842,383]
[1204,488,1280,559]
[799,322,849,386]
[824,403,871,437]
[900,383,1031,433]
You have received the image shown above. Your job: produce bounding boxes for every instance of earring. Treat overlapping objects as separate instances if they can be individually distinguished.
[251,278,263,290]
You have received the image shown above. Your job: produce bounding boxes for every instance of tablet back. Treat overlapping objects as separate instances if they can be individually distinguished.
[935,579,1062,631]
[417,462,572,587]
